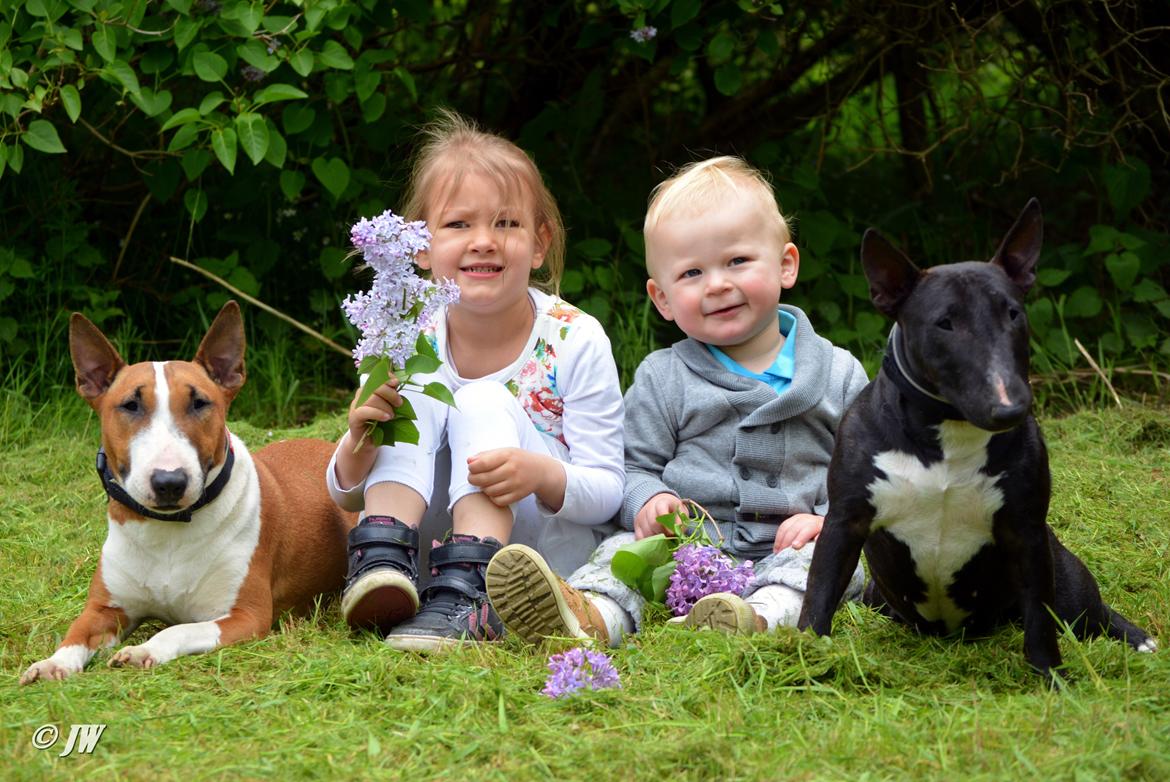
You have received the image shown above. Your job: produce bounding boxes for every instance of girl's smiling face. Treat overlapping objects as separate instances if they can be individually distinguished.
[418,170,549,317]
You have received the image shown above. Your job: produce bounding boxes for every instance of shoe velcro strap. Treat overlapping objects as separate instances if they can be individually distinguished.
[429,541,498,568]
[421,574,483,602]
[349,548,418,582]
[349,522,419,550]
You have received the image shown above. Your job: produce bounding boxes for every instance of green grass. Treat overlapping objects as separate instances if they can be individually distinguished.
[3,405,1169,781]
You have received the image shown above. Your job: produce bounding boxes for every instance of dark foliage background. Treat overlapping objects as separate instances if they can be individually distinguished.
[2,0,1167,419]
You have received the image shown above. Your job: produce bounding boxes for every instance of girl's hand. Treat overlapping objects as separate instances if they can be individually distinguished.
[347,377,403,451]
[467,448,564,509]
[773,513,824,553]
[634,493,685,540]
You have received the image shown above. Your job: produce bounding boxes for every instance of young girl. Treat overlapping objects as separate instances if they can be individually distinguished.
[327,110,624,653]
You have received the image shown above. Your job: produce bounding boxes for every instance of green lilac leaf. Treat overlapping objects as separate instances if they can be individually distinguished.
[23,120,66,154]
[394,396,417,421]
[193,51,228,82]
[60,84,81,122]
[212,126,237,173]
[162,107,201,131]
[415,332,438,360]
[234,112,269,165]
[404,354,441,375]
[422,381,456,408]
[356,356,391,406]
[253,84,309,105]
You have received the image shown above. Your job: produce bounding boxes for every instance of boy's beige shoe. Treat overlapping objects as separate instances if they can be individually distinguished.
[485,544,608,645]
[682,592,766,635]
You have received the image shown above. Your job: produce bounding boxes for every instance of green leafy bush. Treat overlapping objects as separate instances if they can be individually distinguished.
[1,0,1166,414]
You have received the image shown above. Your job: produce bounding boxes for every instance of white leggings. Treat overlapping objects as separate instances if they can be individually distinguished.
[365,381,600,575]
[366,380,563,511]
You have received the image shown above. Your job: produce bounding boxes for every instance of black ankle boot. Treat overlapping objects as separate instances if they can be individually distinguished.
[384,536,504,653]
[341,516,420,635]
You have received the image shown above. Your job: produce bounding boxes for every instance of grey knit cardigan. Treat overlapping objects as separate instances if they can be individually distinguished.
[621,304,868,558]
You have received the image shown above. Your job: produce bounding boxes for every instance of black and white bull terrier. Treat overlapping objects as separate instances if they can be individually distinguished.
[797,199,1155,680]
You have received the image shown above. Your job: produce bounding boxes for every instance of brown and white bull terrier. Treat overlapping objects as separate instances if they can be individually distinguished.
[20,301,357,684]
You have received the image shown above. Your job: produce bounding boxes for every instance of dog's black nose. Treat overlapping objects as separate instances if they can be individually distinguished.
[986,402,1031,430]
[151,469,189,505]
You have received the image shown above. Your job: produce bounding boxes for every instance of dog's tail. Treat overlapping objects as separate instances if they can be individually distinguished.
[1104,606,1157,652]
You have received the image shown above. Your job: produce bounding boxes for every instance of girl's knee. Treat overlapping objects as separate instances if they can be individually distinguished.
[453,380,515,417]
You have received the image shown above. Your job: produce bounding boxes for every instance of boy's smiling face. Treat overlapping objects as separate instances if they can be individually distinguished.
[645,194,799,361]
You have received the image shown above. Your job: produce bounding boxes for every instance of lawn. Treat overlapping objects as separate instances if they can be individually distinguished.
[2,403,1168,781]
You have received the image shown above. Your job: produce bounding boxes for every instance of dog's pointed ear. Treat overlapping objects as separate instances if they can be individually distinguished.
[70,313,126,405]
[194,301,247,398]
[991,198,1042,293]
[861,229,921,318]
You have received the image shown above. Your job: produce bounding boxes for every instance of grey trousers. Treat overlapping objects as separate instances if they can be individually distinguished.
[567,531,866,630]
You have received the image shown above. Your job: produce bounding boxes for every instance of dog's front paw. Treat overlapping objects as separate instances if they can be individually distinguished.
[1137,637,1158,653]
[19,659,80,685]
[108,646,158,669]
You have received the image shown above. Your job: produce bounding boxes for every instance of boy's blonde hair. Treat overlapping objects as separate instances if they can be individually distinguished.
[643,156,791,244]
[401,109,565,293]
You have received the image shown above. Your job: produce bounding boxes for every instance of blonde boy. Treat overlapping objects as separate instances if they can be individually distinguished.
[487,157,866,644]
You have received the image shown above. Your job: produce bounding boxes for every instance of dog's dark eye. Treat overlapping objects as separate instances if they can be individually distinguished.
[119,399,140,413]
[191,397,212,413]
[936,318,953,331]
[1008,308,1020,321]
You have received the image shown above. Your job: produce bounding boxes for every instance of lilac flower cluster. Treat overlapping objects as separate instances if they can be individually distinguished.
[341,210,459,368]
[542,647,621,698]
[665,544,754,617]
[630,26,658,43]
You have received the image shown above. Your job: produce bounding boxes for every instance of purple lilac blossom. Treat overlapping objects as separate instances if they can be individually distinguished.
[666,544,754,617]
[630,26,657,43]
[542,647,621,698]
[341,210,460,368]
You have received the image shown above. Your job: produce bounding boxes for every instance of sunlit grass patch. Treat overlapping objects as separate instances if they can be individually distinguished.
[3,406,1168,781]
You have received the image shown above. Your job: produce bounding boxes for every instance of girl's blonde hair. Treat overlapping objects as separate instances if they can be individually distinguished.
[643,156,791,244]
[401,109,565,294]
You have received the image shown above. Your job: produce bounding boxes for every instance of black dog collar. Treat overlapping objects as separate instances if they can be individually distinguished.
[95,435,235,523]
[883,324,965,421]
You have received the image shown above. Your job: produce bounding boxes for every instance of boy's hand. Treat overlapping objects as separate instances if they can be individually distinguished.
[467,448,563,509]
[773,513,824,553]
[634,493,685,540]
[347,377,402,451]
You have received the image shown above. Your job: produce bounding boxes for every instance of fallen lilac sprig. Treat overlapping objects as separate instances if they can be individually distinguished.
[665,543,754,617]
[341,209,460,448]
[543,647,621,698]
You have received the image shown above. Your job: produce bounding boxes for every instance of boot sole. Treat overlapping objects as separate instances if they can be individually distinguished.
[486,540,594,646]
[685,592,758,636]
[342,571,419,635]
[383,634,471,654]
[485,544,589,643]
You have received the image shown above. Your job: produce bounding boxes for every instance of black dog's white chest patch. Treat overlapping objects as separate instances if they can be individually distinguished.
[868,421,1003,630]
